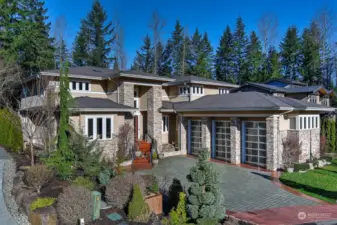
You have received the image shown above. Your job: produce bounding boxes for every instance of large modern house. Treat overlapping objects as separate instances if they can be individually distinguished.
[20,67,335,171]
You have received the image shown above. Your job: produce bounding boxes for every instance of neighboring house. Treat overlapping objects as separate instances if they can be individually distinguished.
[20,68,335,171]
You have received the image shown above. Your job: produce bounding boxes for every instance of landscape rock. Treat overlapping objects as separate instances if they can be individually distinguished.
[28,206,57,225]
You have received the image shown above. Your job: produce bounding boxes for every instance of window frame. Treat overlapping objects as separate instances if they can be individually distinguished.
[162,115,169,133]
[219,88,229,95]
[70,80,91,92]
[85,115,113,140]
[290,115,320,130]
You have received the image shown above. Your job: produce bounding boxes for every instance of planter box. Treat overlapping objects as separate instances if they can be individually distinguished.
[145,193,162,215]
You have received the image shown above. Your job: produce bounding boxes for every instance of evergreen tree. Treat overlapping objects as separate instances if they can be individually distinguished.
[132,34,153,73]
[73,0,115,68]
[245,31,263,82]
[0,0,54,76]
[188,29,203,75]
[54,39,69,69]
[301,23,321,85]
[169,20,186,76]
[156,41,172,77]
[186,148,226,224]
[215,26,235,82]
[232,17,248,84]
[261,46,281,81]
[72,23,89,66]
[280,26,301,80]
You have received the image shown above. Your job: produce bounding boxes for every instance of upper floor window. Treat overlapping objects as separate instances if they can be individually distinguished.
[70,80,90,91]
[321,96,330,106]
[192,86,203,95]
[309,95,317,104]
[289,115,320,130]
[179,86,190,95]
[219,88,229,95]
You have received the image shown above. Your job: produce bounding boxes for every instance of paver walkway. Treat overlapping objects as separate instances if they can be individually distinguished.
[0,147,17,225]
[138,156,317,212]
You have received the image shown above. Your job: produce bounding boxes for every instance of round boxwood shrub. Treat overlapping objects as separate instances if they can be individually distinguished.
[72,176,95,190]
[57,185,93,225]
[105,173,146,209]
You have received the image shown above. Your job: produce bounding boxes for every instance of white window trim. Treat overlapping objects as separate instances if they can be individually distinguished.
[70,80,91,92]
[85,115,114,140]
[179,86,190,96]
[290,115,320,130]
[134,88,139,109]
[219,88,229,95]
[191,85,204,96]
[162,115,169,133]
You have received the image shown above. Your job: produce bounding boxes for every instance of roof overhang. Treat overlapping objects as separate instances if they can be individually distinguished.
[163,80,239,88]
[69,108,137,113]
[119,73,174,82]
[40,72,109,80]
[175,107,294,112]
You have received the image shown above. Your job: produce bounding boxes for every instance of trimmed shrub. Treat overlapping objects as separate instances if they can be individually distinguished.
[169,192,190,225]
[99,168,113,185]
[186,148,226,223]
[30,197,56,211]
[72,176,95,190]
[25,164,53,193]
[105,173,146,209]
[168,178,184,211]
[0,108,23,152]
[57,185,93,225]
[128,184,151,222]
[294,163,310,172]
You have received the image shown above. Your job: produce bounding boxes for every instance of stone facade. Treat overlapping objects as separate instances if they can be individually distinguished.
[118,82,134,107]
[298,128,321,162]
[266,115,278,171]
[147,86,162,152]
[201,117,212,151]
[230,117,241,164]
[179,116,188,155]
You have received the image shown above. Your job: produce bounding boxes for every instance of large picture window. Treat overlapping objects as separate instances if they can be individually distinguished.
[85,116,113,140]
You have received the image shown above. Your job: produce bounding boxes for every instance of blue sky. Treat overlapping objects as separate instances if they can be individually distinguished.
[45,0,336,68]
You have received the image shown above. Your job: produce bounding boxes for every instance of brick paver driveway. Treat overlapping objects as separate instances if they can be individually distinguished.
[138,156,317,212]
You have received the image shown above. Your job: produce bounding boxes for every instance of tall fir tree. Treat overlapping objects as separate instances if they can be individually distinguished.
[215,26,235,82]
[194,32,213,78]
[72,0,115,68]
[280,26,301,80]
[262,46,281,81]
[169,20,186,76]
[0,0,54,76]
[301,22,321,85]
[72,23,89,66]
[188,29,203,75]
[132,35,153,73]
[156,41,172,77]
[245,31,263,82]
[232,17,248,84]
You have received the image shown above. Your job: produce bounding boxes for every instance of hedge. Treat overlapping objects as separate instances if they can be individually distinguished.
[0,109,23,152]
[294,163,310,172]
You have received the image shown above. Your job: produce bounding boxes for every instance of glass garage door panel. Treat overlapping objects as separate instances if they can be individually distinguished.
[245,121,266,167]
[190,120,202,156]
[215,121,231,161]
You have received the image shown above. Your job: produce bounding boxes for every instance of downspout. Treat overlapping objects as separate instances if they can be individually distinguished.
[276,109,293,170]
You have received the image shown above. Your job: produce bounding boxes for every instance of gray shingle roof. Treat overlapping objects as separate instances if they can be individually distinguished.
[231,82,286,93]
[265,78,307,86]
[44,66,115,78]
[163,75,239,87]
[71,97,135,111]
[173,92,334,112]
[284,86,326,94]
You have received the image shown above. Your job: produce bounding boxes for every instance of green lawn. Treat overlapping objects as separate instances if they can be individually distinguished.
[280,160,337,203]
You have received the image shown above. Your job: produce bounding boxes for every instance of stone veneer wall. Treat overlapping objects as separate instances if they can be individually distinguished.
[266,115,278,171]
[179,116,188,155]
[201,117,212,151]
[118,82,134,107]
[230,117,241,164]
[147,86,162,152]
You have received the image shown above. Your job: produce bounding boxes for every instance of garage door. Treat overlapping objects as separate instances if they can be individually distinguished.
[243,121,266,167]
[188,120,202,156]
[212,121,231,161]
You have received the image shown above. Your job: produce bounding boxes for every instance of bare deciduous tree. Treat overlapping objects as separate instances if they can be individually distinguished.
[111,18,127,71]
[149,10,165,74]
[258,13,278,52]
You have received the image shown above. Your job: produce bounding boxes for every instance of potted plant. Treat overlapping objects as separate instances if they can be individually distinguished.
[152,152,159,165]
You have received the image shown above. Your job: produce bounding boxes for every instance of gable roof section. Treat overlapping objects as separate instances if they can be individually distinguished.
[265,78,307,87]
[163,75,239,88]
[173,92,334,112]
[70,97,136,112]
[284,86,327,94]
[230,82,286,93]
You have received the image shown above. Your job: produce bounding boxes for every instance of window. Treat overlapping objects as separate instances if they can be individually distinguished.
[291,115,320,130]
[192,86,203,95]
[134,89,139,108]
[309,95,317,103]
[70,80,91,91]
[85,116,113,140]
[179,86,189,95]
[162,116,169,132]
[219,88,229,95]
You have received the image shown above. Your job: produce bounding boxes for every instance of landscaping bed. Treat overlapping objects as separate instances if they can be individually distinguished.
[280,159,337,203]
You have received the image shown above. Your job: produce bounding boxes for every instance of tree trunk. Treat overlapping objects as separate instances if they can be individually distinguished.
[30,141,34,166]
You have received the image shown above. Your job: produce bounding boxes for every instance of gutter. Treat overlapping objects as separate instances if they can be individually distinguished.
[41,72,109,80]
[175,107,294,112]
[69,108,136,113]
